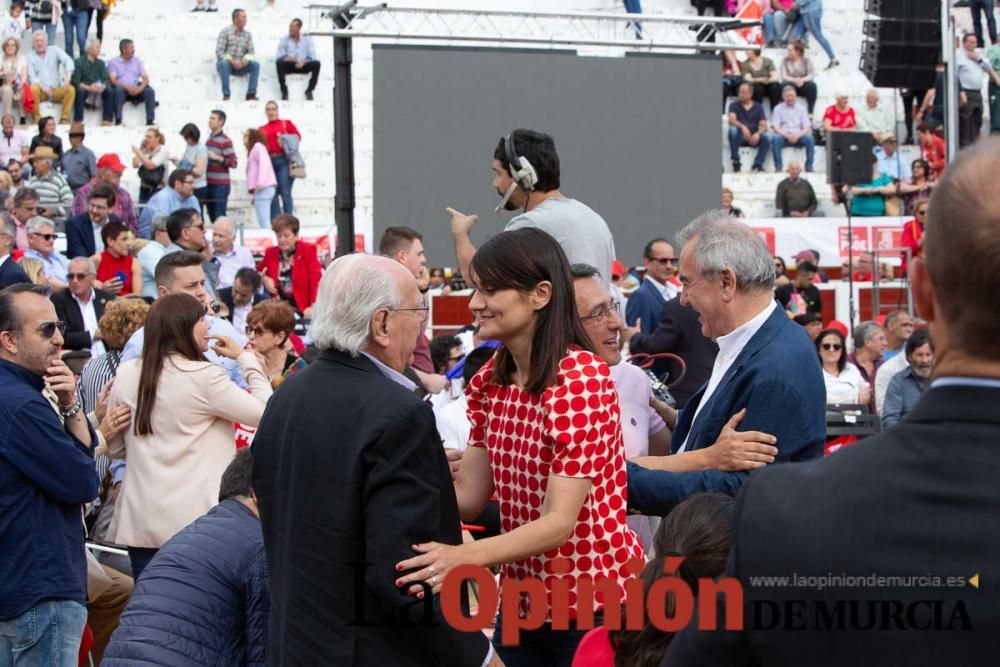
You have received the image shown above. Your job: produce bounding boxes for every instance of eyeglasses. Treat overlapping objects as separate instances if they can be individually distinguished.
[36,320,66,339]
[69,133,84,138]
[190,223,205,230]
[915,210,927,217]
[648,257,676,266]
[246,325,268,336]
[821,343,842,351]
[67,272,92,281]
[580,301,621,324]
[392,299,430,321]
[29,232,55,241]
[183,180,195,185]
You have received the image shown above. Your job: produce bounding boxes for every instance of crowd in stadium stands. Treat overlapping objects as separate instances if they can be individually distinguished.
[3,0,1000,665]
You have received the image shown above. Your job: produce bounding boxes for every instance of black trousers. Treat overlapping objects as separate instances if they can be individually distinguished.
[959,89,984,148]
[276,60,321,93]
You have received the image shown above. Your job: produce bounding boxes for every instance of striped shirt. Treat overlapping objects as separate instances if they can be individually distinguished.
[27,172,74,221]
[205,130,237,186]
[80,350,122,415]
[216,25,255,61]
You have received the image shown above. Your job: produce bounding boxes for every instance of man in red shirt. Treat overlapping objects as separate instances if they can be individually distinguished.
[918,123,946,178]
[823,93,857,133]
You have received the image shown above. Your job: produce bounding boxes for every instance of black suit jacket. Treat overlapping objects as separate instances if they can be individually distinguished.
[627,296,718,408]
[50,288,114,350]
[251,348,490,666]
[0,257,30,289]
[665,384,1000,666]
[65,213,122,259]
[216,286,265,323]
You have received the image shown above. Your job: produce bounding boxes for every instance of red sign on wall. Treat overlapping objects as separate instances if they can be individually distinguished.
[872,226,903,253]
[838,226,870,257]
[752,227,776,255]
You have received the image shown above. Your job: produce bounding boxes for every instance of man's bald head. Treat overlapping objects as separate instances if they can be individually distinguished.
[920,137,1000,359]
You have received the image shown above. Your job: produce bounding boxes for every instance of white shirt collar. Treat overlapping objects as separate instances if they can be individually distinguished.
[71,288,95,306]
[646,275,678,301]
[715,300,778,364]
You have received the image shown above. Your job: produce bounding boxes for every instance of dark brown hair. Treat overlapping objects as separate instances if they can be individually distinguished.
[134,293,207,436]
[469,227,594,394]
[610,493,736,667]
[244,128,268,152]
[816,327,848,372]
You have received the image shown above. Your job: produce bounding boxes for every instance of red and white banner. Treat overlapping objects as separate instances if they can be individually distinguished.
[745,216,908,265]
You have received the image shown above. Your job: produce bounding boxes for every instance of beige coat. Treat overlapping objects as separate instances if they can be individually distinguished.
[107,352,272,548]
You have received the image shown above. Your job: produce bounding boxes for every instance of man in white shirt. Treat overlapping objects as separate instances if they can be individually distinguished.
[855,89,895,140]
[210,217,254,289]
[136,216,170,299]
[627,211,825,516]
[0,114,27,166]
[49,257,112,354]
[625,238,680,335]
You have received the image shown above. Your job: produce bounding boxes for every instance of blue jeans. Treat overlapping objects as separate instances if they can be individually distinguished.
[763,11,788,46]
[269,155,294,217]
[728,127,771,168]
[771,132,815,171]
[791,9,836,60]
[73,84,113,122]
[61,7,90,59]
[111,85,157,124]
[253,185,276,228]
[216,60,260,97]
[971,0,998,46]
[492,604,595,667]
[0,600,88,667]
[204,183,230,221]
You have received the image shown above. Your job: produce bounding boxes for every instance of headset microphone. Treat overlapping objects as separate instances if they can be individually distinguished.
[494,181,518,214]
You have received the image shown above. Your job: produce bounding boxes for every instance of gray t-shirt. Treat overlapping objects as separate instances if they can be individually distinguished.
[181,143,209,189]
[504,197,616,280]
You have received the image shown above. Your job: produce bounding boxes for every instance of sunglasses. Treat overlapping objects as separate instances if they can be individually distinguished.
[821,343,842,351]
[36,320,67,339]
[915,210,927,216]
[649,257,676,265]
[29,232,56,241]
[67,272,92,281]
[246,325,268,336]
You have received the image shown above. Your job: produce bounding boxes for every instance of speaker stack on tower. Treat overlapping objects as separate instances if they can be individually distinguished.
[860,0,941,89]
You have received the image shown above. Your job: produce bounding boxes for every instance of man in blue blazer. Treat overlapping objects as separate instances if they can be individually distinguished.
[625,238,679,335]
[65,184,120,259]
[0,214,30,289]
[628,213,825,516]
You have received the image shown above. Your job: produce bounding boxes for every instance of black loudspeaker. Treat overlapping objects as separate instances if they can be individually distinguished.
[865,0,939,21]
[826,132,875,186]
[860,1,940,89]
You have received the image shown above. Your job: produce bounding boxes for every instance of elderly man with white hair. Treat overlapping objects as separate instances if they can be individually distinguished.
[252,253,498,667]
[26,30,75,124]
[856,88,894,140]
[210,217,254,289]
[23,216,69,288]
[50,256,114,353]
[627,210,826,516]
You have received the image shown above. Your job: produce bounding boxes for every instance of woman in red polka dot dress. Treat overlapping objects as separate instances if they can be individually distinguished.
[397,228,643,666]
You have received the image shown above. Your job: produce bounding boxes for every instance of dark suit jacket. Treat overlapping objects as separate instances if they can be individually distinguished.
[65,213,121,260]
[0,257,30,289]
[216,286,265,323]
[665,384,1000,666]
[251,348,490,666]
[628,296,718,408]
[50,288,114,351]
[625,278,667,335]
[627,305,826,515]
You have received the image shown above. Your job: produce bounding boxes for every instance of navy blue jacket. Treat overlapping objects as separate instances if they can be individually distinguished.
[625,278,667,334]
[102,499,269,666]
[0,257,30,289]
[65,212,122,259]
[627,305,826,515]
[0,359,98,620]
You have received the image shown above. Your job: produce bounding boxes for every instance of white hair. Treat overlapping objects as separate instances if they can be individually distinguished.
[676,209,775,293]
[309,254,403,355]
[86,37,101,50]
[68,256,96,275]
[25,216,54,234]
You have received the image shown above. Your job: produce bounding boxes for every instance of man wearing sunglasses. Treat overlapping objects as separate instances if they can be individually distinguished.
[23,217,70,290]
[0,283,98,665]
[49,257,113,353]
[624,238,680,336]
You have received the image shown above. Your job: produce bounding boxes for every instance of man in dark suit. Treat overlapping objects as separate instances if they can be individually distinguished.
[252,254,496,666]
[65,183,119,259]
[625,238,679,335]
[216,267,264,332]
[627,213,825,516]
[664,137,1000,666]
[50,257,113,351]
[627,295,718,408]
[0,213,30,289]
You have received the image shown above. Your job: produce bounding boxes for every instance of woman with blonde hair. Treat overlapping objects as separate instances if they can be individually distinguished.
[0,36,27,118]
[107,293,272,578]
[16,256,46,284]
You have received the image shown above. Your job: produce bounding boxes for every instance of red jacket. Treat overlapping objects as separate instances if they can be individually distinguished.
[256,241,322,312]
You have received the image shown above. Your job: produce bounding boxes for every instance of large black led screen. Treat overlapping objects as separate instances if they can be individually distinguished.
[372,45,720,267]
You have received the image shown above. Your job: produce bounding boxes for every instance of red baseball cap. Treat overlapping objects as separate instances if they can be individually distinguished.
[97,153,126,173]
[610,260,626,279]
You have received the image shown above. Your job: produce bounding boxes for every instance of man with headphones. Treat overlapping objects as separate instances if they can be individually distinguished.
[449,129,616,282]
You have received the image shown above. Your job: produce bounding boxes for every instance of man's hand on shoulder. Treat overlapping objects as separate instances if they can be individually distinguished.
[706,408,778,471]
